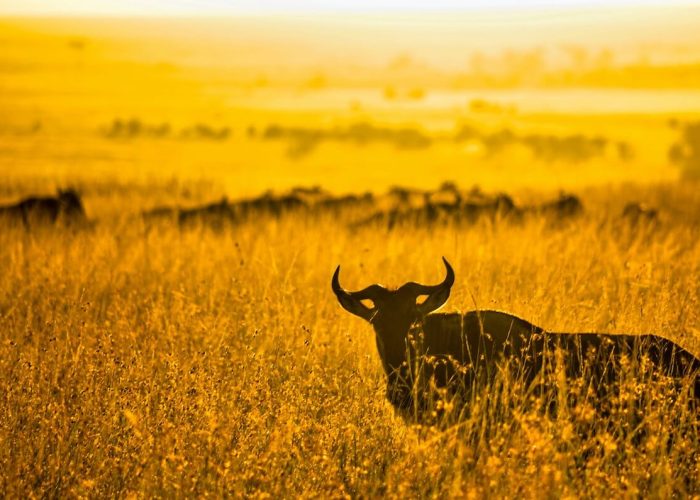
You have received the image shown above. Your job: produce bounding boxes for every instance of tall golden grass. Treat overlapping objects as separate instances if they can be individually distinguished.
[2,13,700,497]
[1,181,698,497]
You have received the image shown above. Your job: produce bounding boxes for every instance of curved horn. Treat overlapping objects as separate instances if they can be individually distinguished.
[332,266,383,322]
[405,257,455,295]
[412,257,455,315]
[332,266,384,300]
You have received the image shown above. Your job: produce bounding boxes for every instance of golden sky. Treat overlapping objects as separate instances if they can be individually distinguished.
[1,0,698,15]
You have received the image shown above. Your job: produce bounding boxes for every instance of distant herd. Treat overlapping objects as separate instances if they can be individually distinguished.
[0,184,660,232]
[0,189,87,229]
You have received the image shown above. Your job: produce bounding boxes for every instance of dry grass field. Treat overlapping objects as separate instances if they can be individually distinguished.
[2,182,700,497]
[1,10,700,498]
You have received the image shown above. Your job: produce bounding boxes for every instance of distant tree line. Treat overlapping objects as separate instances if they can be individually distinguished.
[257,121,632,163]
[669,119,700,180]
[98,117,633,164]
[103,118,230,141]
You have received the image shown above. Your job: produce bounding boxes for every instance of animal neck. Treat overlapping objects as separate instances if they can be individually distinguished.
[372,316,426,377]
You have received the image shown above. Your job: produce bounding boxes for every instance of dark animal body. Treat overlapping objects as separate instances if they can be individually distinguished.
[141,205,180,225]
[315,193,374,216]
[352,193,517,230]
[144,193,311,230]
[529,193,583,220]
[0,189,86,228]
[351,192,580,230]
[332,258,700,412]
[178,198,235,229]
[392,310,699,410]
[233,193,307,219]
[622,202,659,226]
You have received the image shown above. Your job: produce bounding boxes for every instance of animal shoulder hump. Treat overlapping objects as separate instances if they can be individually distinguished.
[462,309,542,334]
[422,313,462,334]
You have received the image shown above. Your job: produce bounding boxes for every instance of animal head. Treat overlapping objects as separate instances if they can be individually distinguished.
[57,189,85,217]
[332,257,455,372]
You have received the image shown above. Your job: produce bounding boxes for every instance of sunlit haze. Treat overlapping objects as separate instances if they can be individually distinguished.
[1,0,699,15]
[2,0,700,493]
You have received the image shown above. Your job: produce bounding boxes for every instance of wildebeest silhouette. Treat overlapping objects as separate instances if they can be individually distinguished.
[332,258,699,413]
[622,202,659,226]
[526,192,583,220]
[314,193,374,216]
[386,186,425,207]
[178,198,235,230]
[169,192,310,230]
[141,205,180,227]
[232,193,308,220]
[352,192,518,230]
[458,193,518,224]
[0,189,86,228]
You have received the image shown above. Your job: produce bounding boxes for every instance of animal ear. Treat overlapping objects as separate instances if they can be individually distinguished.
[331,266,377,323]
[417,287,451,315]
[336,293,375,322]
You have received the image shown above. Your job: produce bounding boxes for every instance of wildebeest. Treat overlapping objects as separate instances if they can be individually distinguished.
[386,186,425,208]
[622,202,659,226]
[458,193,518,224]
[315,193,375,216]
[527,192,583,220]
[141,205,180,228]
[351,192,518,230]
[0,189,86,228]
[332,258,699,413]
[232,193,308,220]
[178,198,236,230]
[144,191,312,231]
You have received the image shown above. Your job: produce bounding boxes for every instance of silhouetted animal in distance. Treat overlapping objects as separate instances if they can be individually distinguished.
[332,258,700,412]
[622,202,659,226]
[232,193,308,220]
[315,193,374,216]
[530,193,583,220]
[178,198,235,229]
[352,192,518,230]
[141,205,180,227]
[0,189,86,228]
[459,193,518,224]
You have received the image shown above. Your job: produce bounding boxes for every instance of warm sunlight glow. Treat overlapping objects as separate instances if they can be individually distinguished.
[1,0,698,15]
[1,0,700,494]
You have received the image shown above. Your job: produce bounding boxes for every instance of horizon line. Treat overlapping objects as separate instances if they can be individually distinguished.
[1,0,699,17]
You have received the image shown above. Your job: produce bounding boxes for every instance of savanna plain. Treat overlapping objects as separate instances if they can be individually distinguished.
[1,11,700,497]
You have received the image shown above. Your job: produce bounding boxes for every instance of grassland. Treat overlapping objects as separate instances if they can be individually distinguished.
[1,14,700,498]
[1,180,700,497]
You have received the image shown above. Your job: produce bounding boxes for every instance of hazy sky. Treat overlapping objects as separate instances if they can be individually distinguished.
[1,0,698,15]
